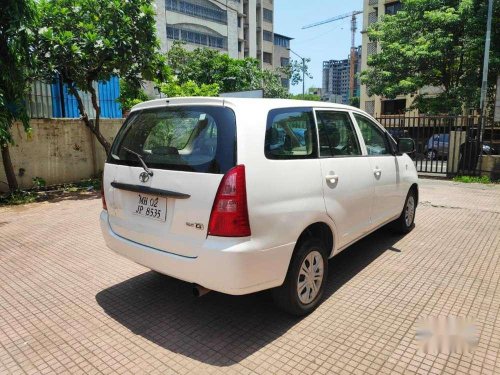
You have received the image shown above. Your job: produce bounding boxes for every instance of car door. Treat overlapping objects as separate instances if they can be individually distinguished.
[352,113,403,225]
[315,109,374,249]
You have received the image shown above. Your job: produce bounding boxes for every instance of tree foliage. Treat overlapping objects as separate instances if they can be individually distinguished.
[361,0,499,114]
[35,0,167,152]
[163,42,293,98]
[117,79,150,112]
[158,79,220,98]
[0,0,37,191]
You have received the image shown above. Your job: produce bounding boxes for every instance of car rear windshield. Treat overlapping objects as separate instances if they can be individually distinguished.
[108,105,236,174]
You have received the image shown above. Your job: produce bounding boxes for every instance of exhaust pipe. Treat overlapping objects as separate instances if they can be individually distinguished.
[192,284,211,297]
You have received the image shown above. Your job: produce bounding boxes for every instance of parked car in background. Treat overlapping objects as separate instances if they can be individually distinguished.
[425,134,498,160]
[425,134,449,160]
[100,98,419,315]
[482,142,497,155]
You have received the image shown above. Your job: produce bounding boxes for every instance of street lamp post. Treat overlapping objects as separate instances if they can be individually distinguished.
[287,48,306,97]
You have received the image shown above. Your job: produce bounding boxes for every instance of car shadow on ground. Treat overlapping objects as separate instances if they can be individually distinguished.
[96,226,405,366]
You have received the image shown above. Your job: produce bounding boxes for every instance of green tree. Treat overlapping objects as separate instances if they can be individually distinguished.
[158,79,220,97]
[0,0,37,191]
[285,58,313,87]
[290,94,321,101]
[35,0,167,153]
[349,96,360,108]
[117,79,150,113]
[163,42,291,98]
[360,0,500,114]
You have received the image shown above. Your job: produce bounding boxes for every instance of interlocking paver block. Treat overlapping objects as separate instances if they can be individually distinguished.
[0,179,499,374]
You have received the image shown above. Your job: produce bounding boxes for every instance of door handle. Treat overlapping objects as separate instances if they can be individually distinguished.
[325,174,339,183]
[373,168,382,177]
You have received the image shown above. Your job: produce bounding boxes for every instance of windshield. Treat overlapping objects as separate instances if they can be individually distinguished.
[108,106,237,174]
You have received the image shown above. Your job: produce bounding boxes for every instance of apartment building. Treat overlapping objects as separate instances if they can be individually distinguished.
[273,33,293,87]
[361,0,416,116]
[155,0,290,76]
[322,46,362,105]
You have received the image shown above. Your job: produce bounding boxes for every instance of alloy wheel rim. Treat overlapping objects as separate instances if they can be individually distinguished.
[297,250,324,305]
[405,196,415,227]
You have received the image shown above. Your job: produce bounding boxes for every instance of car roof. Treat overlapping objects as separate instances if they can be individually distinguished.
[131,97,357,113]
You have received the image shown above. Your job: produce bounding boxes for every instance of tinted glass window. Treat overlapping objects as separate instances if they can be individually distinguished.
[316,111,361,157]
[108,106,236,174]
[265,108,317,160]
[354,114,391,155]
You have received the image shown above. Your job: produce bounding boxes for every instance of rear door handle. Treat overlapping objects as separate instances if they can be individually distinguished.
[373,168,382,177]
[325,174,339,183]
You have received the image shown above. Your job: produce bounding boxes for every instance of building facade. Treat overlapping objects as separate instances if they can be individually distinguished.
[273,33,293,88]
[322,46,361,105]
[360,0,416,116]
[155,0,290,75]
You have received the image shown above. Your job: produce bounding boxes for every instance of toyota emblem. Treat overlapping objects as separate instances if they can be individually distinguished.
[139,171,150,183]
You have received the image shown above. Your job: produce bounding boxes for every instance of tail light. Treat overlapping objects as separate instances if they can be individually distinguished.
[208,165,251,237]
[101,179,107,210]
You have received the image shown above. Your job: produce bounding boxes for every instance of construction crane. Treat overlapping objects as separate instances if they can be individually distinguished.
[302,11,363,101]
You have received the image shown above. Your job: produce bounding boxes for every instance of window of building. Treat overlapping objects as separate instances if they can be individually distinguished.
[166,0,228,25]
[281,78,289,88]
[353,114,391,155]
[367,42,377,56]
[263,52,273,64]
[263,8,273,23]
[385,1,402,15]
[265,108,317,160]
[167,26,226,49]
[368,10,378,25]
[237,16,242,27]
[364,100,375,115]
[316,111,361,157]
[382,99,406,115]
[263,30,273,42]
[280,57,290,66]
[274,35,290,48]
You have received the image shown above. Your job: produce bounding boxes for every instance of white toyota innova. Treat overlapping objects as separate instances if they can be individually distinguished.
[100,97,418,315]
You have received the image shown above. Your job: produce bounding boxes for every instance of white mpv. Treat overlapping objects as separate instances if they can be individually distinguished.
[100,98,418,315]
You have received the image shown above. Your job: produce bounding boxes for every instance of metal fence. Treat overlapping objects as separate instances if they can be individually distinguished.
[26,77,121,120]
[376,115,500,177]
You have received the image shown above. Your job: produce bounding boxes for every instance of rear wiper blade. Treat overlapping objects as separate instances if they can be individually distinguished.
[123,147,154,176]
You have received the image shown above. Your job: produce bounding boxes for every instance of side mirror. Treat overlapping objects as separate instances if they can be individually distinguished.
[398,138,415,154]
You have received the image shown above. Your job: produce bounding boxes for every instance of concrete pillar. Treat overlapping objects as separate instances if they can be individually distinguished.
[447,131,466,175]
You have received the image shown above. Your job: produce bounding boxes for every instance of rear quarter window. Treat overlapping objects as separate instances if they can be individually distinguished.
[264,107,317,160]
[108,106,236,174]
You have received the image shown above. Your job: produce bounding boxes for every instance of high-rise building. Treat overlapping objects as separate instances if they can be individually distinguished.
[155,0,291,77]
[322,46,361,105]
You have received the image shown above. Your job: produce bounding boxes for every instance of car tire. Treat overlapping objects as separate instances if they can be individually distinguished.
[427,150,437,160]
[272,237,328,316]
[391,189,417,234]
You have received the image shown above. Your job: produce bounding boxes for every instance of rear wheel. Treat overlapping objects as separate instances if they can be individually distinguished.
[391,189,417,234]
[273,238,328,316]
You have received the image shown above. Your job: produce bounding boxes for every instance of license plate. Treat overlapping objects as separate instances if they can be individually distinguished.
[132,193,167,222]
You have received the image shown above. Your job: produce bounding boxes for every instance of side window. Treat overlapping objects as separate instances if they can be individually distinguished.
[354,114,391,155]
[316,111,361,157]
[265,108,317,159]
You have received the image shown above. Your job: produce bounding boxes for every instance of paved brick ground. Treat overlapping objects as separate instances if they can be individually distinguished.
[0,179,499,375]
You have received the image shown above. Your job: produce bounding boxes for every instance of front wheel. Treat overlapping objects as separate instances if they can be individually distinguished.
[391,189,417,234]
[427,150,437,160]
[272,238,328,316]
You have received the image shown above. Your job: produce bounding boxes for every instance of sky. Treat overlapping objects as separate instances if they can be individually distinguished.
[274,0,364,95]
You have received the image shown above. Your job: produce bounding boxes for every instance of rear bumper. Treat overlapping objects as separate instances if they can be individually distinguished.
[100,211,295,295]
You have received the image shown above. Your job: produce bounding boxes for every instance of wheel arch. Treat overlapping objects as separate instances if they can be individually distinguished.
[410,183,419,206]
[295,222,335,259]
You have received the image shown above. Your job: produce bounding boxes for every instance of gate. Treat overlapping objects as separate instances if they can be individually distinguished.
[376,115,499,177]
